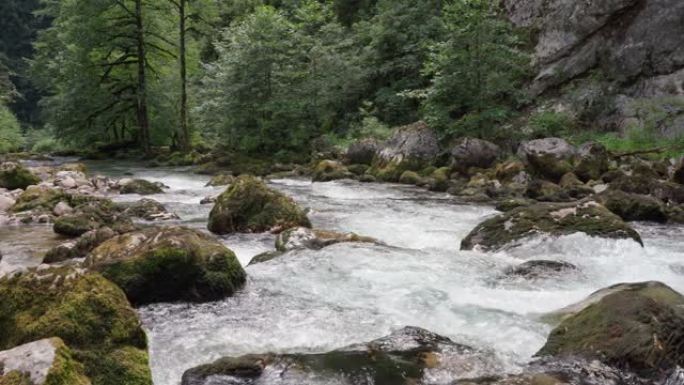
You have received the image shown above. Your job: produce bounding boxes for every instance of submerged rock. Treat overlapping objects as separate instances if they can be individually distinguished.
[461,200,643,251]
[0,337,90,385]
[0,162,41,190]
[275,227,381,252]
[370,121,440,182]
[0,266,151,385]
[181,326,505,385]
[118,179,164,195]
[502,260,577,280]
[85,226,246,304]
[538,281,684,378]
[208,175,310,234]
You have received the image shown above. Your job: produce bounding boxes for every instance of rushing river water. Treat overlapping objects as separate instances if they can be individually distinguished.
[3,160,684,385]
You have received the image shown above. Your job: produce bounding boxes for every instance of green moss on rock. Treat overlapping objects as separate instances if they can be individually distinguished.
[10,187,66,214]
[461,200,643,251]
[119,180,163,195]
[596,190,667,223]
[0,163,41,190]
[312,160,353,182]
[0,267,150,385]
[208,175,310,234]
[398,171,422,185]
[537,281,684,377]
[86,226,246,305]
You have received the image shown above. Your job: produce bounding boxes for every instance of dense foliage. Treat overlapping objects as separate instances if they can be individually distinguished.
[3,0,534,155]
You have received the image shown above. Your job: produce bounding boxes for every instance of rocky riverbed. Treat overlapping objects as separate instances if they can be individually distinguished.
[1,147,684,385]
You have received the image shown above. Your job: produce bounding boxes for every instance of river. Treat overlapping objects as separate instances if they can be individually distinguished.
[2,160,684,385]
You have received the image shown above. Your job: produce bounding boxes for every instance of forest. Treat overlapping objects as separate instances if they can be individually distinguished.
[5,0,677,160]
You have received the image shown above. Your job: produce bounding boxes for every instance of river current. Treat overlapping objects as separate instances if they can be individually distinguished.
[2,161,684,385]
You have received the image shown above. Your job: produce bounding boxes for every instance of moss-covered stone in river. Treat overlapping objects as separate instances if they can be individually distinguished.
[119,179,163,195]
[596,190,667,223]
[10,186,67,214]
[0,162,41,190]
[0,267,150,385]
[537,281,684,378]
[312,160,353,182]
[398,170,422,185]
[86,226,246,304]
[53,198,132,237]
[208,175,310,234]
[0,338,91,385]
[461,200,643,251]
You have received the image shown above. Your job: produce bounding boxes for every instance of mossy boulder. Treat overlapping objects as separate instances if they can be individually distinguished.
[118,179,163,195]
[312,160,353,182]
[425,167,450,192]
[398,171,422,185]
[207,175,311,234]
[0,338,90,385]
[204,173,235,187]
[10,186,66,214]
[0,267,151,385]
[461,200,643,251]
[85,226,246,305]
[537,281,684,378]
[370,121,440,182]
[181,326,503,385]
[275,227,380,253]
[596,190,667,223]
[574,142,609,182]
[0,162,41,190]
[517,138,576,182]
[53,198,132,238]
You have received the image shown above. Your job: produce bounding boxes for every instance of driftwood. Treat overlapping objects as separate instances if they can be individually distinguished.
[612,147,666,158]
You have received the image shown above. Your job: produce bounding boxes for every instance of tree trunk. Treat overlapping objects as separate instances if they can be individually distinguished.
[135,0,151,153]
[179,0,190,151]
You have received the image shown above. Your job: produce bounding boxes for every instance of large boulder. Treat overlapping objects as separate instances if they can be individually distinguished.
[449,137,501,172]
[0,338,90,385]
[207,175,311,234]
[370,121,440,182]
[0,162,41,190]
[181,326,505,385]
[461,200,643,251]
[574,142,609,182]
[312,160,354,182]
[118,179,164,195]
[10,186,66,214]
[517,138,576,181]
[345,138,379,165]
[0,266,151,385]
[596,189,667,223]
[537,281,684,378]
[85,226,246,305]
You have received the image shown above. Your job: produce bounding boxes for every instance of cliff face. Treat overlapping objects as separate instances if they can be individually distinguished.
[504,0,684,138]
